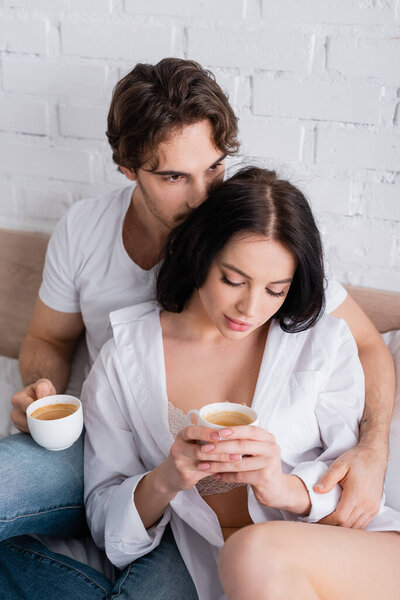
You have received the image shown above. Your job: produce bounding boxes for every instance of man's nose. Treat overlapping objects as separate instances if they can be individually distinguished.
[187,179,208,209]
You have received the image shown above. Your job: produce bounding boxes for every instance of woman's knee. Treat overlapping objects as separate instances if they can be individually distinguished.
[218,522,296,598]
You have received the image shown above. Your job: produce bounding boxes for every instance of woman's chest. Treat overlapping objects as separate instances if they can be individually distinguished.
[163,339,265,412]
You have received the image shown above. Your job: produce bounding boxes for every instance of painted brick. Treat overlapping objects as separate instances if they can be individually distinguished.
[0,183,15,217]
[0,142,97,183]
[326,223,393,268]
[363,184,400,221]
[253,78,380,125]
[188,27,311,72]
[2,59,108,100]
[261,0,394,24]
[58,105,108,140]
[240,116,303,162]
[125,0,245,18]
[0,98,48,135]
[329,37,400,82]
[317,129,400,172]
[0,18,47,54]
[4,0,68,7]
[69,0,111,10]
[15,187,73,220]
[61,21,173,61]
[358,267,400,292]
[304,179,350,215]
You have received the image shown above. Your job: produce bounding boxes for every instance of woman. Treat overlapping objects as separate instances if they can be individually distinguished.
[83,167,400,600]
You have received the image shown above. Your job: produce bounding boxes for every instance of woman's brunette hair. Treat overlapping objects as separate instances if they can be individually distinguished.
[157,167,325,333]
[107,58,239,171]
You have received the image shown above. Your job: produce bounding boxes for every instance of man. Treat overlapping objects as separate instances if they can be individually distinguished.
[0,58,395,597]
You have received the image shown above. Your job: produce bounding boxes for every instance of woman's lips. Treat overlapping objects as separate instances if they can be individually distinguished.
[224,315,252,332]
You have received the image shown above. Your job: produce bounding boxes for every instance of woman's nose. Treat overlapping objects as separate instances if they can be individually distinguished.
[236,292,258,318]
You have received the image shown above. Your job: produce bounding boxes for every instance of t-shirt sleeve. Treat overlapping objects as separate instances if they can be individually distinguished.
[39,209,81,313]
[324,262,347,314]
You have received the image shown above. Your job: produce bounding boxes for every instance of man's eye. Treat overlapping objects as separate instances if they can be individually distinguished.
[209,162,223,172]
[221,276,243,287]
[165,175,183,182]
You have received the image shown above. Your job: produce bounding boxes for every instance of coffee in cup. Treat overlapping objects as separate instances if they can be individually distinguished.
[31,403,78,421]
[27,394,83,451]
[187,402,258,431]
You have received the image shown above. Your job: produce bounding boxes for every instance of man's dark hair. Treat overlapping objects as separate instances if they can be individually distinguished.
[106,58,239,171]
[157,167,326,333]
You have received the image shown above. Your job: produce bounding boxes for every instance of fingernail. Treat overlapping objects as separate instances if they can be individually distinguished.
[315,484,323,491]
[202,444,215,453]
[198,463,210,470]
[221,429,232,437]
[210,432,220,441]
[229,454,241,461]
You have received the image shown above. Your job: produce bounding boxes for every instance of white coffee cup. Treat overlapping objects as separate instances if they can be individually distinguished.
[27,394,83,451]
[187,402,258,430]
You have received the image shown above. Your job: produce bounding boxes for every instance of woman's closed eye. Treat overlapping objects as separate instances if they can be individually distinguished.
[266,288,286,298]
[221,275,244,287]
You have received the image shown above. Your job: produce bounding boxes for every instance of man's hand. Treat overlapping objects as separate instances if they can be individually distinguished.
[11,379,57,433]
[314,444,387,529]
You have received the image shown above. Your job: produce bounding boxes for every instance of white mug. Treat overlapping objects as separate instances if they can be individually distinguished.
[187,402,258,431]
[27,394,83,451]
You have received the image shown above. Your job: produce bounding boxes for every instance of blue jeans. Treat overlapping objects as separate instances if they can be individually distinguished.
[0,526,197,599]
[0,433,197,599]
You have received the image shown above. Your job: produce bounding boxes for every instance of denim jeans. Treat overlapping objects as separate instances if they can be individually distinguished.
[0,525,198,599]
[0,433,88,540]
[0,433,197,599]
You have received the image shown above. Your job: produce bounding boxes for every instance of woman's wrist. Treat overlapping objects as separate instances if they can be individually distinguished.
[134,463,179,529]
[149,461,181,498]
[279,474,311,516]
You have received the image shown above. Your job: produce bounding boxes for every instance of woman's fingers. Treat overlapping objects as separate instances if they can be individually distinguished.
[197,455,272,474]
[182,424,274,444]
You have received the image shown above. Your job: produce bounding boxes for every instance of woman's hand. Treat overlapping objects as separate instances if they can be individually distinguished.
[185,425,311,515]
[157,425,250,494]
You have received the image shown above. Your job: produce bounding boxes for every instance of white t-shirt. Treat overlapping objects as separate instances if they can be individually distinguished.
[39,185,347,392]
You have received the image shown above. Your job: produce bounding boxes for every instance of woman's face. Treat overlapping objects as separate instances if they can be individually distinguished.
[197,233,297,339]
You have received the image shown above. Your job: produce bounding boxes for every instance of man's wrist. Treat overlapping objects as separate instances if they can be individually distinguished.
[358,424,390,458]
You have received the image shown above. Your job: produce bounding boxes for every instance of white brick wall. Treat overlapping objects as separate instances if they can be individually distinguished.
[0,0,399,292]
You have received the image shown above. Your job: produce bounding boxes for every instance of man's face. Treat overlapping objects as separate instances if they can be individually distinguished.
[121,120,226,231]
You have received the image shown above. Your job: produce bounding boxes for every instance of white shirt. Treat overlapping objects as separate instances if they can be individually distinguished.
[38,185,347,395]
[83,302,400,600]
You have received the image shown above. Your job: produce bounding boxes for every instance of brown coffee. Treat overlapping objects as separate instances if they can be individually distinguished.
[31,403,78,421]
[205,411,254,427]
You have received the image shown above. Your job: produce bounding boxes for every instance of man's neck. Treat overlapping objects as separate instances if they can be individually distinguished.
[122,188,169,270]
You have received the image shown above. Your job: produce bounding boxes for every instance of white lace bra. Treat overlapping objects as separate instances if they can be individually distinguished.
[168,402,245,497]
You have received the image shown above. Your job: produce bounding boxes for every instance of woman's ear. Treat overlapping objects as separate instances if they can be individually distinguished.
[118,166,137,181]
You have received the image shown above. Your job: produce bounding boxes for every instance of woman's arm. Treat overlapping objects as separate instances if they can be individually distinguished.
[316,294,395,527]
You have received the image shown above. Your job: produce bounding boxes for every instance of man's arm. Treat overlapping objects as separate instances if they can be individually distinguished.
[11,298,84,432]
[315,293,395,528]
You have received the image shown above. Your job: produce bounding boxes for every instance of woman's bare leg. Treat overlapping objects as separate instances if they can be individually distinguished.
[218,521,400,600]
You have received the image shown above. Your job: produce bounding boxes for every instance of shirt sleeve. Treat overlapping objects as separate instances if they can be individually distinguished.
[324,265,347,314]
[39,209,81,313]
[288,325,365,523]
[82,343,171,569]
